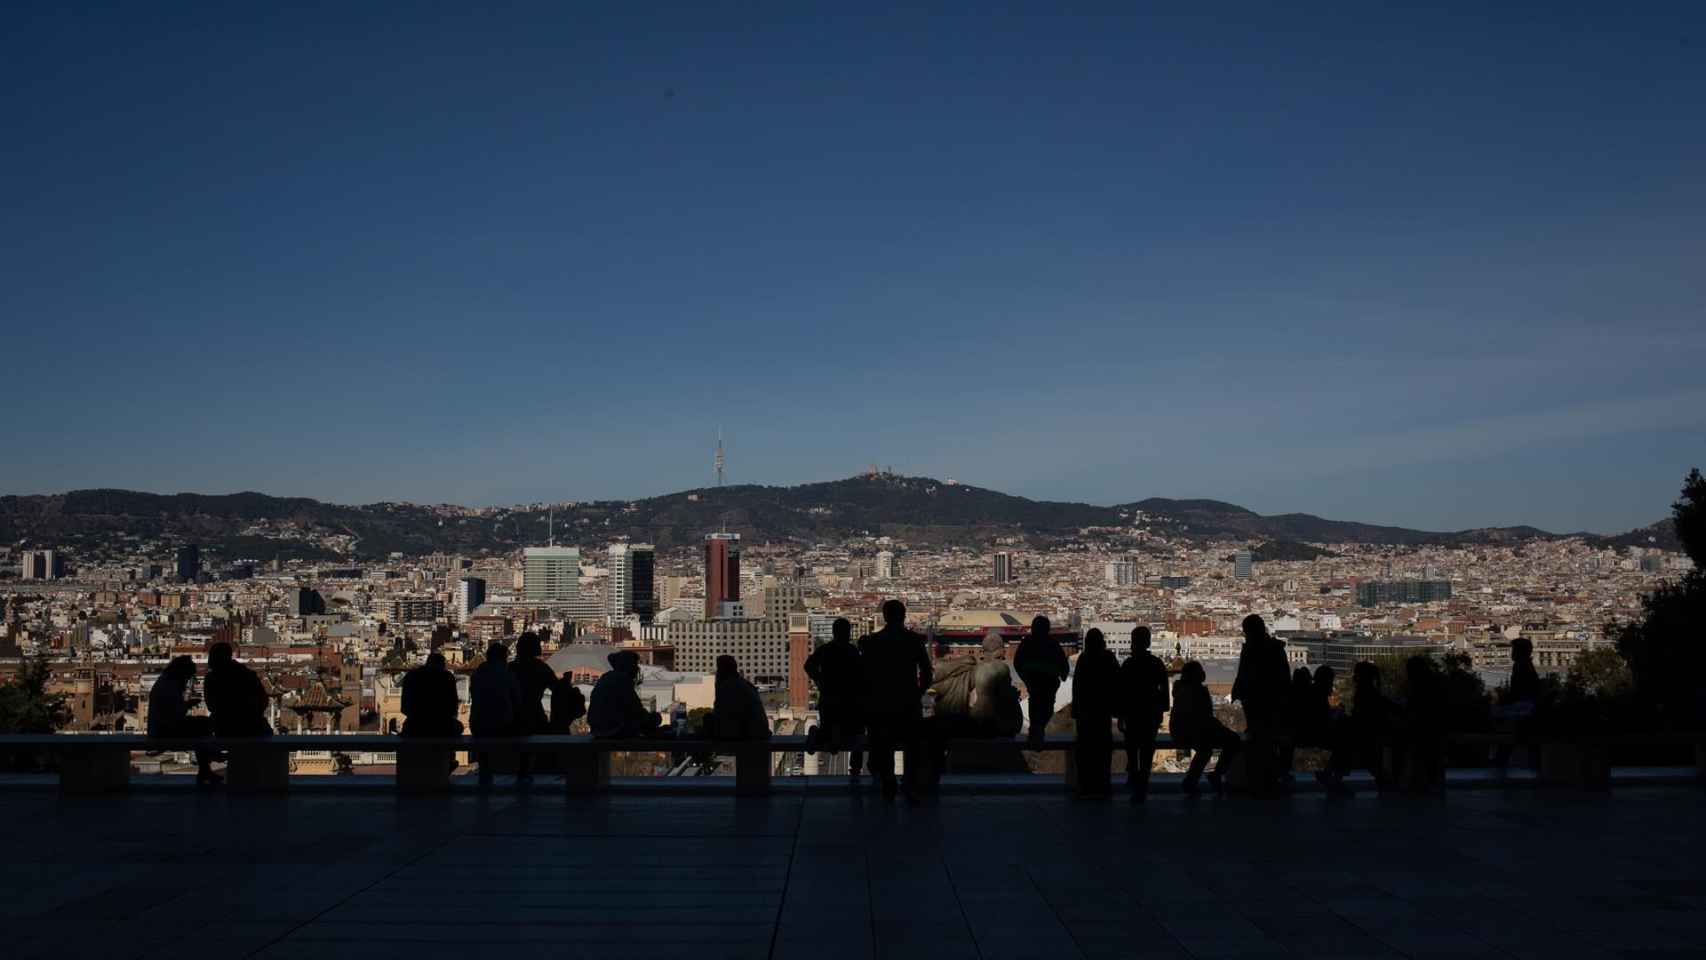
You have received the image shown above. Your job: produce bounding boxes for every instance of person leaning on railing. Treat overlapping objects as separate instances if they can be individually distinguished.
[1071,628,1119,800]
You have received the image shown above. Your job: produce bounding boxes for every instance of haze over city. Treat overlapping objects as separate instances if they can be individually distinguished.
[5,3,1704,533]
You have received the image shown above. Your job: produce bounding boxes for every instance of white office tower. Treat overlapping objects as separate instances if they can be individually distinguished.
[455,576,486,623]
[993,551,1013,585]
[1105,558,1137,586]
[524,546,580,603]
[875,550,897,580]
[608,543,633,620]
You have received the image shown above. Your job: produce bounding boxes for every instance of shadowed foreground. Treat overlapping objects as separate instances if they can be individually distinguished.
[6,787,1705,960]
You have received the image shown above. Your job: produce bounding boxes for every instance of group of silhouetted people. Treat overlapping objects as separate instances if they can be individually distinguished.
[146,609,1478,796]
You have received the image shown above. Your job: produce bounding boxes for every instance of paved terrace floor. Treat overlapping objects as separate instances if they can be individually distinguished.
[6,785,1705,960]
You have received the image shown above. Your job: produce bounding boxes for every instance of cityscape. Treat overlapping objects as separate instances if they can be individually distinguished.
[5,3,1706,957]
[0,460,1691,778]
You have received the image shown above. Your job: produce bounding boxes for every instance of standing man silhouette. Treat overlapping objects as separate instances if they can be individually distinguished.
[805,617,865,785]
[1016,615,1069,748]
[1231,614,1290,793]
[1071,628,1119,799]
[1118,626,1169,801]
[859,599,932,801]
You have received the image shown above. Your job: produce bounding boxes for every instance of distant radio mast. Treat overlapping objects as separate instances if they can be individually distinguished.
[715,429,726,488]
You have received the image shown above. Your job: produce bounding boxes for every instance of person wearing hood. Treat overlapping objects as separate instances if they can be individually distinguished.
[589,650,662,738]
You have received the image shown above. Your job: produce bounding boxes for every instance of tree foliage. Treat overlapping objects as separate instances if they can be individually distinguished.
[1614,468,1706,725]
[0,657,70,734]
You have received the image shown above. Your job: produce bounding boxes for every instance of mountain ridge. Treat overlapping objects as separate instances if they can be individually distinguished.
[0,476,1675,561]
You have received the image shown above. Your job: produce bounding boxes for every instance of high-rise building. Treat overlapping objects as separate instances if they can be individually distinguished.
[875,550,897,580]
[993,551,1013,585]
[176,545,201,583]
[704,533,741,619]
[1104,558,1137,586]
[524,546,580,603]
[291,587,326,617]
[389,596,444,623]
[19,549,60,581]
[1159,575,1192,590]
[788,613,811,712]
[455,577,486,623]
[606,543,657,622]
[1234,549,1253,580]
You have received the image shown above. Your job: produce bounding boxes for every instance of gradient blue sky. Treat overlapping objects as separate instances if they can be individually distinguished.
[4,2,1703,533]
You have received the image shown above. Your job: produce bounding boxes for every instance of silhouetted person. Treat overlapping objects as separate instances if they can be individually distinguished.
[510,632,557,782]
[859,599,932,801]
[148,655,218,785]
[711,656,771,740]
[1403,655,1447,793]
[549,674,586,732]
[1171,661,1241,795]
[1494,636,1540,771]
[470,642,523,787]
[205,642,270,737]
[400,652,462,737]
[1321,661,1393,795]
[1231,614,1290,792]
[805,616,864,783]
[1280,667,1315,777]
[1071,628,1119,799]
[589,650,663,738]
[1015,615,1069,748]
[1118,626,1168,801]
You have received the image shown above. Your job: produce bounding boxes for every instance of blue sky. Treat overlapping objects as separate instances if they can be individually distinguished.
[4,2,1703,533]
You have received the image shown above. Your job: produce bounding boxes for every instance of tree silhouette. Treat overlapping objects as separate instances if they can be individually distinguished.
[1614,469,1706,726]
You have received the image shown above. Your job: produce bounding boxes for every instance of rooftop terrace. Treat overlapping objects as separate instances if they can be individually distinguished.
[10,784,1706,960]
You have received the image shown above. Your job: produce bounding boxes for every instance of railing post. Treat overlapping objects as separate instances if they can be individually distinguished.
[58,744,130,794]
[226,741,290,794]
[563,743,609,794]
[735,745,771,796]
[1695,743,1706,786]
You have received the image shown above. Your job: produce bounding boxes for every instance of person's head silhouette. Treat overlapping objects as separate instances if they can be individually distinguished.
[1132,626,1151,651]
[716,655,739,677]
[1241,614,1268,641]
[209,642,234,668]
[1313,665,1335,691]
[1031,615,1050,639]
[881,599,905,627]
[832,617,851,642]
[1511,636,1533,663]
[1084,628,1105,654]
[1353,661,1380,692]
[166,654,196,680]
[486,642,509,664]
[1180,661,1206,686]
[426,652,447,672]
[516,632,542,660]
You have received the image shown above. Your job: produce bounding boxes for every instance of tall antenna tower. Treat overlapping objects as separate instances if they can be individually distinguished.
[714,428,726,488]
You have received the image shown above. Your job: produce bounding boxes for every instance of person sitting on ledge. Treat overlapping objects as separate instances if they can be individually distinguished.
[148,654,220,785]
[400,652,462,738]
[1318,661,1394,796]
[710,655,771,740]
[589,650,664,739]
[205,642,271,737]
[1170,660,1242,796]
[549,674,586,733]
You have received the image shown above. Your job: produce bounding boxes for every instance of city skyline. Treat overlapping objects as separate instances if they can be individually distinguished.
[5,4,1704,533]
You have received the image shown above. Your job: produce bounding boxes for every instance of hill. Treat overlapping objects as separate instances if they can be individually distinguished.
[0,475,1673,562]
